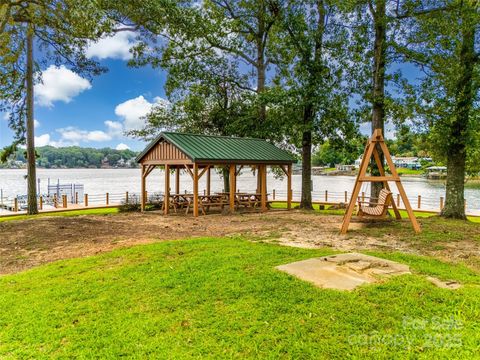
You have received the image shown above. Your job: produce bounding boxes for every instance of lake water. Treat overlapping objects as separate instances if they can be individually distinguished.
[1,168,479,214]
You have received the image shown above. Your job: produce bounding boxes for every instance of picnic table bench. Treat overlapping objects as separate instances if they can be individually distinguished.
[164,192,271,214]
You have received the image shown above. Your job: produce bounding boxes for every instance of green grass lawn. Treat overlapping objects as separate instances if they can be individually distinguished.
[271,201,480,223]
[1,237,479,359]
[0,207,119,223]
[396,168,424,176]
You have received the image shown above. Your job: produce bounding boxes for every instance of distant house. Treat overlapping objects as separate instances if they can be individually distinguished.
[354,157,362,169]
[354,156,426,170]
[426,166,447,180]
[101,157,110,169]
[336,164,355,172]
[392,157,421,170]
[426,166,447,172]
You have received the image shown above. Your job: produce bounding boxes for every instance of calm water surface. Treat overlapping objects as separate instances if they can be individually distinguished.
[1,168,479,213]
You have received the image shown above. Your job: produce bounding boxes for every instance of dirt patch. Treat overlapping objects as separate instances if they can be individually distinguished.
[1,210,480,275]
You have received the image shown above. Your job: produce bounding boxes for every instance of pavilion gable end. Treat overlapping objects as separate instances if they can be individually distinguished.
[140,139,191,165]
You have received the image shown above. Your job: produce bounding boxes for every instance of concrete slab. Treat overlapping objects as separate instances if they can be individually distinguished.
[276,253,411,291]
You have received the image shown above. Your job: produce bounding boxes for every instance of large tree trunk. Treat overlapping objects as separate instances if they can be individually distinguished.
[442,149,466,219]
[370,0,386,200]
[300,105,313,209]
[256,35,267,135]
[441,22,475,219]
[26,25,38,215]
[222,167,230,193]
[300,130,313,209]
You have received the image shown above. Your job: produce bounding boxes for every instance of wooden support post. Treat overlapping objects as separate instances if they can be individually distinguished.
[125,192,129,204]
[141,165,146,212]
[341,136,375,234]
[256,165,261,194]
[106,192,109,206]
[193,163,199,217]
[261,164,267,212]
[287,164,292,210]
[175,167,180,194]
[417,195,421,209]
[63,195,68,208]
[39,196,43,210]
[273,189,276,200]
[53,194,57,208]
[84,194,88,207]
[206,167,211,196]
[440,196,444,210]
[344,191,348,203]
[164,164,170,215]
[378,139,421,233]
[14,197,18,212]
[361,192,365,202]
[397,194,401,207]
[75,192,78,204]
[325,190,328,202]
[229,164,236,212]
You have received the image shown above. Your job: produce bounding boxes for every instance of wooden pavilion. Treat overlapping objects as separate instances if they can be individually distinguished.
[136,132,296,217]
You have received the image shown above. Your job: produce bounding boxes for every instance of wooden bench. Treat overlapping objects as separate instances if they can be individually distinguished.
[357,189,392,217]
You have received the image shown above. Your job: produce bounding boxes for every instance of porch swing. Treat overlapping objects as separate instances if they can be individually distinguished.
[356,181,392,217]
[340,129,421,234]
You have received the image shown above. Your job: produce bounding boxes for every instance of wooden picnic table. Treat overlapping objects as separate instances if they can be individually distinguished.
[166,193,229,214]
[216,192,269,209]
[165,192,270,214]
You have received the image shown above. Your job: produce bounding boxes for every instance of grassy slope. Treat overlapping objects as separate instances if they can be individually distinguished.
[396,168,424,176]
[0,208,119,222]
[0,237,479,359]
[271,202,480,223]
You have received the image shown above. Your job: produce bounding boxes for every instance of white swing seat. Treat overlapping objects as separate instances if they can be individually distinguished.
[357,188,392,217]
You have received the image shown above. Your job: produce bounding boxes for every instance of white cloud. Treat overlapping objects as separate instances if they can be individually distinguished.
[86,32,137,60]
[116,143,130,151]
[35,65,91,107]
[105,120,124,137]
[87,130,111,142]
[35,134,52,147]
[115,95,168,131]
[56,127,112,145]
[34,119,40,128]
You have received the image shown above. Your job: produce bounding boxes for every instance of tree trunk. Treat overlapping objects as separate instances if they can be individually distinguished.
[256,38,267,135]
[442,149,466,219]
[300,104,313,209]
[26,25,38,215]
[370,0,386,200]
[441,22,475,219]
[222,167,230,193]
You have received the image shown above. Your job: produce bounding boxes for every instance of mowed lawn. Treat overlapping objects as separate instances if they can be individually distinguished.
[1,237,479,359]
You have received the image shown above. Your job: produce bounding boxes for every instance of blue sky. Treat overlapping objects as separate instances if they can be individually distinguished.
[0,32,167,152]
[0,32,419,152]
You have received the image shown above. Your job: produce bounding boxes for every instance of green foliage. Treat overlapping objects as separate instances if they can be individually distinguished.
[394,1,479,170]
[0,237,479,358]
[313,137,365,167]
[1,1,114,147]
[0,146,138,169]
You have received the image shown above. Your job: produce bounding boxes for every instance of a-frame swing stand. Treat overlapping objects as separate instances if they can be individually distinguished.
[340,129,421,234]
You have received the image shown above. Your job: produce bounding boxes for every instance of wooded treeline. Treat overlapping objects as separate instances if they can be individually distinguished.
[0,146,138,169]
[1,0,479,218]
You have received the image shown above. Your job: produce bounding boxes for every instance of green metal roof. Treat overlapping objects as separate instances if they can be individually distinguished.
[137,132,296,164]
